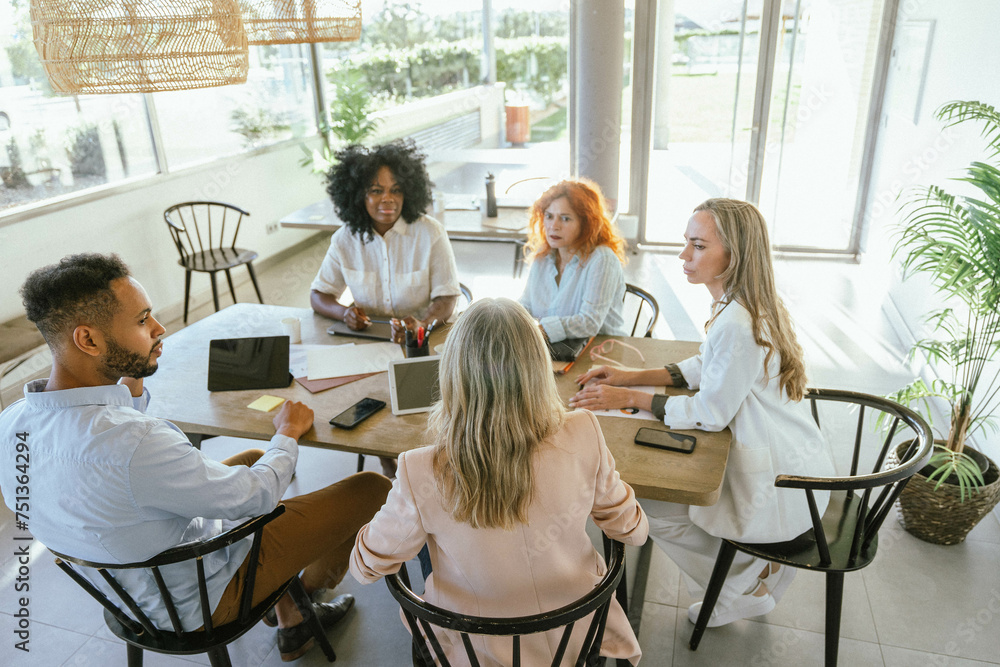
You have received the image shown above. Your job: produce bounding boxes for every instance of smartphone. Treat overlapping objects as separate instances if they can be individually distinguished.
[329,397,386,429]
[634,427,696,454]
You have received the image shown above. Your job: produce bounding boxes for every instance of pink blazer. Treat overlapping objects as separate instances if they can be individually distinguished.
[350,409,648,666]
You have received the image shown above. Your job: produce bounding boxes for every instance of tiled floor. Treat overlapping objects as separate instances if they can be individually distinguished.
[2,236,999,666]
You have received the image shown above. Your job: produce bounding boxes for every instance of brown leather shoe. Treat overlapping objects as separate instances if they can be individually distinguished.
[277,594,354,662]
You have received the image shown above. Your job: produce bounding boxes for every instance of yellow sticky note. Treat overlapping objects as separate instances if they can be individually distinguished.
[247,395,286,412]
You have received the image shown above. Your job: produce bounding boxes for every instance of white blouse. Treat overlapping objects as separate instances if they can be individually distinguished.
[310,215,461,318]
[663,301,836,543]
[518,245,626,342]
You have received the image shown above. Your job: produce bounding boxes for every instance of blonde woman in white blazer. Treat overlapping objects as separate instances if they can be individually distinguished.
[571,198,835,628]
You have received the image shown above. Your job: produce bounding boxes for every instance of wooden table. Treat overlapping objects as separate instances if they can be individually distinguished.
[145,303,729,506]
[280,199,529,242]
[145,303,729,634]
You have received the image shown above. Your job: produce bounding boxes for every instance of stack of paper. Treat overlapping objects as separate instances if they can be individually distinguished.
[307,342,404,380]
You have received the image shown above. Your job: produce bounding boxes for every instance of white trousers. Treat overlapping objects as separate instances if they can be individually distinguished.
[641,499,766,608]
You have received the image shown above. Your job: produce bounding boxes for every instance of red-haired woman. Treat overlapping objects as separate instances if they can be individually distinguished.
[518,179,627,342]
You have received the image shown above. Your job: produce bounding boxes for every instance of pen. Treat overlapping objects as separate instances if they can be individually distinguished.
[417,326,425,348]
[405,328,413,346]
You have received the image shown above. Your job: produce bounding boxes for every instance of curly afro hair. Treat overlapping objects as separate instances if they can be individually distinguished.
[325,139,434,242]
[20,253,131,346]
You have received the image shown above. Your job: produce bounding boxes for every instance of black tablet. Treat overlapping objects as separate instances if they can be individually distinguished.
[326,319,394,341]
[207,336,293,392]
[547,337,591,362]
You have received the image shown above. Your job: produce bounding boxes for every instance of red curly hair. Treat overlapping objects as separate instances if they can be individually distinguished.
[524,179,627,265]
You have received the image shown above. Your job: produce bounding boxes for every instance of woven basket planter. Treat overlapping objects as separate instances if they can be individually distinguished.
[239,0,361,45]
[887,441,1000,545]
[30,0,249,95]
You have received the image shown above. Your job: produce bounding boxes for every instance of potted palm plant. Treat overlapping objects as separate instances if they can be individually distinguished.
[886,100,1000,544]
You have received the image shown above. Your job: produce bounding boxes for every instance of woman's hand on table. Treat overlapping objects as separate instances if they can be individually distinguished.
[344,305,370,330]
[569,384,652,412]
[575,365,636,387]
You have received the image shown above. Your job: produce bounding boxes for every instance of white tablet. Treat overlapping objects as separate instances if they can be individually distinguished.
[387,355,442,415]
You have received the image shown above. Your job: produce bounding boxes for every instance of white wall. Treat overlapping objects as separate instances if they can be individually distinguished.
[864,0,1000,458]
[0,141,327,324]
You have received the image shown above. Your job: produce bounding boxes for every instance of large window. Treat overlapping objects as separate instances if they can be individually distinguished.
[1,2,316,212]
[639,0,886,253]
[2,0,573,216]
[1,3,158,211]
[317,0,570,202]
[154,45,317,170]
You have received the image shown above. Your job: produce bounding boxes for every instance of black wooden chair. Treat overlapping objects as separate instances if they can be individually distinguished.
[49,505,336,666]
[689,388,933,666]
[163,201,264,323]
[386,538,627,667]
[623,283,659,338]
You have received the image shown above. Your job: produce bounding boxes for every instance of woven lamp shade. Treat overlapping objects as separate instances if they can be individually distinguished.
[30,0,249,95]
[240,0,361,45]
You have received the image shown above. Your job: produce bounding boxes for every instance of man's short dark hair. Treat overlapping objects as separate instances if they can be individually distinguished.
[20,253,131,345]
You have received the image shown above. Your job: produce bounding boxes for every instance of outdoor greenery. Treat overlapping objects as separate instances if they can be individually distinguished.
[327,35,567,105]
[887,100,1000,498]
[229,105,291,148]
[65,125,105,178]
[300,69,382,175]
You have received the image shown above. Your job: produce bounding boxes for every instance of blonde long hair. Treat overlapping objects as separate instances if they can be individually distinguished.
[429,298,565,529]
[694,199,808,401]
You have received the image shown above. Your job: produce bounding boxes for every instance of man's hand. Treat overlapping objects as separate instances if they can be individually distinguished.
[273,400,314,440]
[345,305,370,331]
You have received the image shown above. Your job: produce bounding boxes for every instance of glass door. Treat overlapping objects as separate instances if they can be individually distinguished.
[757,0,885,251]
[643,0,764,244]
[640,0,886,252]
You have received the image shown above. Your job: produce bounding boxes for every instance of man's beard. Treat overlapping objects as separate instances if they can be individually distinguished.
[101,336,159,381]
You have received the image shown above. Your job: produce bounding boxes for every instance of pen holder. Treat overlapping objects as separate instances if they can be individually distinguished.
[404,341,430,358]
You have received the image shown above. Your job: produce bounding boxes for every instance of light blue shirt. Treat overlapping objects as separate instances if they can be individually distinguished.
[0,380,297,632]
[518,245,627,342]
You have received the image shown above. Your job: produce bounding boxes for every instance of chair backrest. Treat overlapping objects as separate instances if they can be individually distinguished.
[386,539,626,667]
[49,505,284,643]
[163,201,251,266]
[458,282,473,308]
[779,389,932,568]
[623,283,659,338]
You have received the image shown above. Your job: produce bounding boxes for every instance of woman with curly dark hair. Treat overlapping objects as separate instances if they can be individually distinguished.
[309,140,461,343]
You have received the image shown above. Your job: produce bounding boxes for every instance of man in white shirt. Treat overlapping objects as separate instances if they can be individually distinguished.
[0,253,391,661]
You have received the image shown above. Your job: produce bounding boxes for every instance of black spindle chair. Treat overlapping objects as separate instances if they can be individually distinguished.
[689,388,933,666]
[48,505,335,666]
[387,538,628,667]
[163,201,264,323]
[623,283,659,338]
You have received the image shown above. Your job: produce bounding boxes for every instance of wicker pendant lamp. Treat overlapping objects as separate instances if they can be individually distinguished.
[30,0,249,95]
[239,0,361,45]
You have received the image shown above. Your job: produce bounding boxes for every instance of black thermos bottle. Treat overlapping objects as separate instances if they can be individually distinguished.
[485,173,498,218]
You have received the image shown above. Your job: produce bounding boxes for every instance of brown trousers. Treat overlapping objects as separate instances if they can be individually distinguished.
[210,449,391,626]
